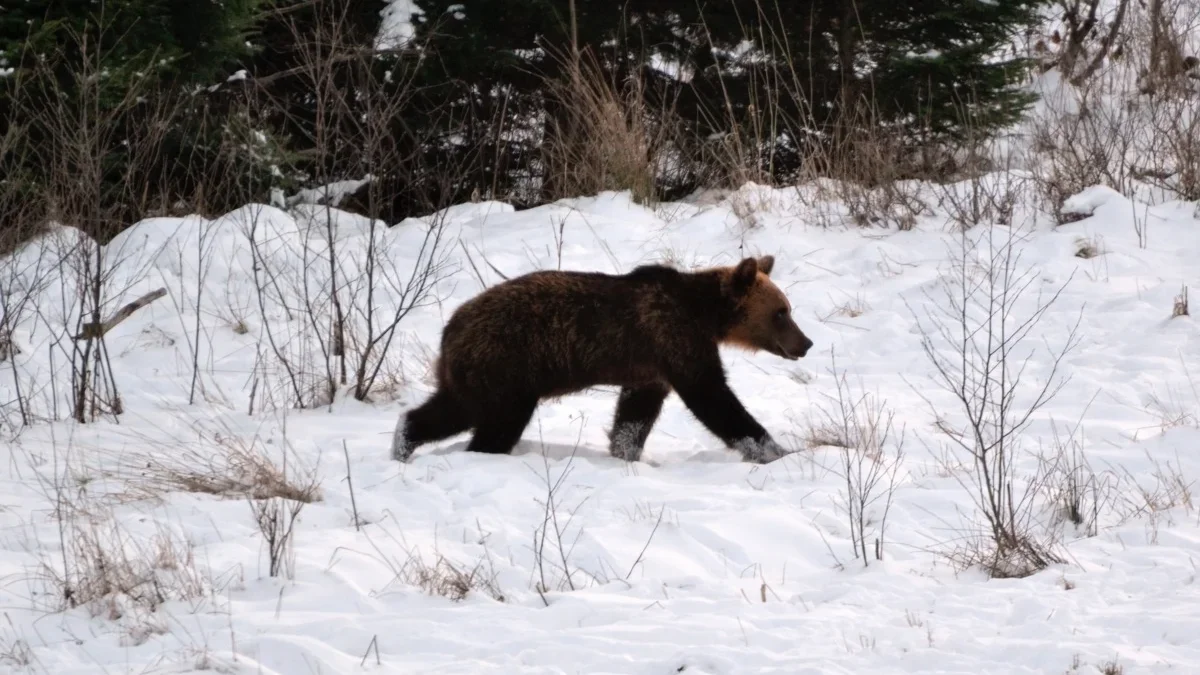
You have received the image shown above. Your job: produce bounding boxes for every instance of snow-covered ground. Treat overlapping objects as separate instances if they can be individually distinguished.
[0,176,1198,674]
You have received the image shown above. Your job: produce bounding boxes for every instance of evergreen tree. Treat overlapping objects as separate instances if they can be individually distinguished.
[407,0,1050,196]
[855,0,1047,138]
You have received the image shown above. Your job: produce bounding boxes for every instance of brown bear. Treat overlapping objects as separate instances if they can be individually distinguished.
[391,255,813,464]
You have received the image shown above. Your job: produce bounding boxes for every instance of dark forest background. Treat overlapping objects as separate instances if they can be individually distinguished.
[0,0,1055,247]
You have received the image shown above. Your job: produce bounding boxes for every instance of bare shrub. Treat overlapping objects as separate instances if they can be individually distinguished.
[931,102,1031,231]
[810,352,906,566]
[1035,0,1200,211]
[0,83,52,428]
[937,168,1027,231]
[2,24,207,427]
[239,422,320,579]
[911,224,1082,577]
[231,4,456,410]
[1028,82,1140,221]
[816,108,930,231]
[1134,95,1200,202]
[240,203,320,409]
[0,229,63,436]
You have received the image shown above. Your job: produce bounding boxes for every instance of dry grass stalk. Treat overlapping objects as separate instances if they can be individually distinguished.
[541,46,666,204]
[808,351,906,566]
[399,550,506,603]
[110,420,323,504]
[38,514,209,615]
[1074,236,1102,259]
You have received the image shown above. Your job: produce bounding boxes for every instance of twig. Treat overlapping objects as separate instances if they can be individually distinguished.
[343,440,360,531]
[360,635,380,667]
[474,243,510,281]
[459,239,489,290]
[624,506,665,579]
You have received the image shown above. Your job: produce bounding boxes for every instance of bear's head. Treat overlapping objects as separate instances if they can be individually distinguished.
[721,255,813,360]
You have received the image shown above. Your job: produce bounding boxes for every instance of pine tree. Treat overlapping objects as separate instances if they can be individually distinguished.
[856,0,1047,138]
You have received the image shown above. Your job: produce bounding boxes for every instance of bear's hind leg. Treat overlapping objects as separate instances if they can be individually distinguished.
[392,389,472,462]
[608,382,670,462]
[464,397,538,456]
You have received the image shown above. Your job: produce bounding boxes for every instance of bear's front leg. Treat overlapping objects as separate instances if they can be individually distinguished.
[731,435,791,464]
[668,359,793,464]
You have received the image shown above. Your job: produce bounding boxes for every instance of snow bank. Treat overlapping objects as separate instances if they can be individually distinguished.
[0,176,1198,673]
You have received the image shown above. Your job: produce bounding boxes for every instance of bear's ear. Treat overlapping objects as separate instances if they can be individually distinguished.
[757,255,775,277]
[731,257,759,295]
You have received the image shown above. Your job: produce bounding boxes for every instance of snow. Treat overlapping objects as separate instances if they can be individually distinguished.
[1,175,1198,673]
[286,176,375,208]
[378,0,421,50]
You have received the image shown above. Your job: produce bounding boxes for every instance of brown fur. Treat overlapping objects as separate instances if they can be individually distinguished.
[392,255,813,464]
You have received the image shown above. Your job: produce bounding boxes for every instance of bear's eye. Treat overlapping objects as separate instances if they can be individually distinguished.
[773,308,788,323]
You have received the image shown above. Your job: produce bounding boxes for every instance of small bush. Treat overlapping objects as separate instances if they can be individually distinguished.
[400,550,506,603]
[1173,285,1189,318]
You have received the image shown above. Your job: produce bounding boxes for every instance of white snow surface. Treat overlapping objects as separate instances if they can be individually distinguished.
[1,180,1199,674]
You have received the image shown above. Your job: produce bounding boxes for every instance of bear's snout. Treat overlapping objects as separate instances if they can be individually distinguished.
[782,333,813,360]
[795,334,814,358]
[772,323,813,360]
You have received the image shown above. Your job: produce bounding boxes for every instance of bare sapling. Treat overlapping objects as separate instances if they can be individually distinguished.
[911,223,1083,577]
[243,201,313,409]
[250,493,307,580]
